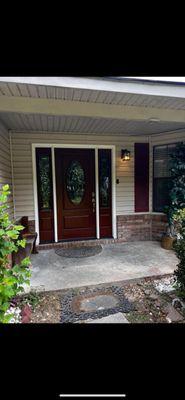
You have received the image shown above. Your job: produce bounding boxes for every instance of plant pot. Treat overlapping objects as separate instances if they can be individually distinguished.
[161,236,175,250]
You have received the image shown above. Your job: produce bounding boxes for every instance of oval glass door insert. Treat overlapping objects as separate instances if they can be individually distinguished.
[66,161,85,205]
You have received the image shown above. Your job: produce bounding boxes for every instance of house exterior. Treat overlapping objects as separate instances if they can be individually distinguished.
[0,77,185,248]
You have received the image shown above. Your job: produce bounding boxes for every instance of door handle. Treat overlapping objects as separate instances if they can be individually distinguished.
[92,198,96,212]
[92,192,96,212]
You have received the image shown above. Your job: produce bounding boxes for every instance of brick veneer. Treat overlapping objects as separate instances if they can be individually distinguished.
[151,214,168,240]
[39,237,116,250]
[117,214,167,241]
[29,213,167,250]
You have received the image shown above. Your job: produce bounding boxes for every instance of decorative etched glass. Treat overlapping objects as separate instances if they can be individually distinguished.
[39,155,52,209]
[66,161,85,205]
[99,151,111,207]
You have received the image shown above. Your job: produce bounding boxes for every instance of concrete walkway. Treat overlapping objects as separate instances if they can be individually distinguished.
[30,241,177,292]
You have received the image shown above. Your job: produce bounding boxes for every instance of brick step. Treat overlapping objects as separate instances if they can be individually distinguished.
[38,238,118,250]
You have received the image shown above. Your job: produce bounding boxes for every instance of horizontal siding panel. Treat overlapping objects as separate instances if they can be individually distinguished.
[15,201,34,207]
[12,154,32,162]
[13,173,33,180]
[0,171,12,180]
[13,161,32,168]
[0,125,13,217]
[0,161,12,173]
[0,151,13,164]
[15,194,34,201]
[14,204,34,210]
[16,211,35,219]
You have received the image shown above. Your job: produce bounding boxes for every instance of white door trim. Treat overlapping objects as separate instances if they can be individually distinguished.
[32,143,117,244]
[95,148,100,239]
[51,147,58,242]
[32,145,40,244]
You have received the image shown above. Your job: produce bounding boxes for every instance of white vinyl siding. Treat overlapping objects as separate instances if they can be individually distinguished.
[0,121,13,217]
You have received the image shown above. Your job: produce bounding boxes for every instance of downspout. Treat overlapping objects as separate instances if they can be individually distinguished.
[9,131,16,220]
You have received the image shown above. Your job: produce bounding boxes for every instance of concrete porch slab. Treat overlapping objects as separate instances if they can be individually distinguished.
[30,241,177,292]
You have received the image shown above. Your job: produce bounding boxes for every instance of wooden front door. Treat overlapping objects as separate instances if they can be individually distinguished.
[55,149,96,240]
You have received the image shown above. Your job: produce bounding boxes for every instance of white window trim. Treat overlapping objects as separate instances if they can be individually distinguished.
[32,143,117,245]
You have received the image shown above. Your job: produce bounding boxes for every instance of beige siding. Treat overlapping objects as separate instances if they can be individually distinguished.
[0,121,13,217]
[11,131,149,220]
[11,130,185,222]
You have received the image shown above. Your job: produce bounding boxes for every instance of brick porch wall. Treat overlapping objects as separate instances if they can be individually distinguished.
[151,214,168,241]
[29,214,167,249]
[117,214,167,241]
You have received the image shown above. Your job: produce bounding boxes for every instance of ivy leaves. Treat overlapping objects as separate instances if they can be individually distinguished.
[0,185,31,323]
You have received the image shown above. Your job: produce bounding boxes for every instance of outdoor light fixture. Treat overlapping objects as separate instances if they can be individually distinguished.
[121,149,130,161]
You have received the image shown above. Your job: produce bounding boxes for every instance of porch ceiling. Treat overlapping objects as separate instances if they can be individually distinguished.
[0,111,185,136]
[0,78,185,136]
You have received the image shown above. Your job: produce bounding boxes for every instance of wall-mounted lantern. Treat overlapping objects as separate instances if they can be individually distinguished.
[121,149,131,161]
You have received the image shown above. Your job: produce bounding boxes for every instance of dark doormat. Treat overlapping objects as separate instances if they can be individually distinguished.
[55,245,102,258]
[60,285,135,323]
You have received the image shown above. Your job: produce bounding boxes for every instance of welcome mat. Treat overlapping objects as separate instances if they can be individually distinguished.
[55,245,102,258]
[60,285,135,323]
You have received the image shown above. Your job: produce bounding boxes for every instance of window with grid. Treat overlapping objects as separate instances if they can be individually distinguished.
[153,143,178,212]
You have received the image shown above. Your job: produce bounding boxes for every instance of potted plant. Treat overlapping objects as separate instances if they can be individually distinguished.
[161,206,176,250]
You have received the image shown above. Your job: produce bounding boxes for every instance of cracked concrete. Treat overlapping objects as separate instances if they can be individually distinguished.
[30,241,177,292]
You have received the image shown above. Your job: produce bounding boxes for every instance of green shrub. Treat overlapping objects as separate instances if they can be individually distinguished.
[173,208,185,299]
[0,184,31,323]
[163,142,185,237]
[169,142,185,212]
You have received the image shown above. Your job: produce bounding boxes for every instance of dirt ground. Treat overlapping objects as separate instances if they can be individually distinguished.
[25,275,185,324]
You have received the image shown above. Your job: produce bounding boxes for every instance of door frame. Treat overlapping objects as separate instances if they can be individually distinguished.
[32,143,116,245]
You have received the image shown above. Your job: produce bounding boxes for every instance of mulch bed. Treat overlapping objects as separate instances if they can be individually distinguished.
[24,275,185,324]
[30,292,61,323]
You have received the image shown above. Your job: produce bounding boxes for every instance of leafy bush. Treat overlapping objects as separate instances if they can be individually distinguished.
[169,142,185,212]
[173,209,185,299]
[0,184,31,323]
[164,142,185,237]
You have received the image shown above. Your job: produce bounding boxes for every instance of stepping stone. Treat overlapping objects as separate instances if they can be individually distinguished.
[84,312,129,323]
[164,305,184,322]
[79,294,119,312]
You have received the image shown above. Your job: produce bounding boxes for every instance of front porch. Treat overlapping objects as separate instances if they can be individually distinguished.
[30,241,177,291]
[0,76,185,248]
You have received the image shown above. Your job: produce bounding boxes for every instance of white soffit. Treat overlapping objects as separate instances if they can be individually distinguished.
[1,81,185,110]
[1,112,185,136]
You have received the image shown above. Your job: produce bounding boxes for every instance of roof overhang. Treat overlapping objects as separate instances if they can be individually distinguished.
[0,77,185,136]
[1,76,185,98]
